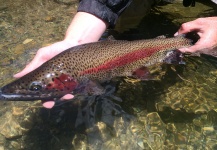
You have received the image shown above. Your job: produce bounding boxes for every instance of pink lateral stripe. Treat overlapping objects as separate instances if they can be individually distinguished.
[80,45,169,75]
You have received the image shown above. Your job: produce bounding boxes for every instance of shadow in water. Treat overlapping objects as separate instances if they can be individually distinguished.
[112,7,182,40]
[22,88,133,149]
[112,0,217,41]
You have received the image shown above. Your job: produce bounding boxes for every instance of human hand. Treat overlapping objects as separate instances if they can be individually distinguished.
[13,12,107,109]
[15,12,107,78]
[14,40,78,78]
[14,40,77,108]
[174,17,217,53]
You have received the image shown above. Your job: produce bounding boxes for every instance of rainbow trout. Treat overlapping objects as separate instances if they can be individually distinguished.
[0,36,191,101]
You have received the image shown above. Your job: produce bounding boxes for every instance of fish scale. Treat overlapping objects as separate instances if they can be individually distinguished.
[0,36,191,101]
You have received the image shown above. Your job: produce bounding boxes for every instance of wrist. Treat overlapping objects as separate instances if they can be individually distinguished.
[63,38,80,47]
[64,12,107,45]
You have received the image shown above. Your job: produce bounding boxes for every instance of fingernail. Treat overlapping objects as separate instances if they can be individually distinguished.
[174,32,178,36]
[13,73,20,78]
[179,47,188,53]
[61,94,74,100]
[42,101,55,109]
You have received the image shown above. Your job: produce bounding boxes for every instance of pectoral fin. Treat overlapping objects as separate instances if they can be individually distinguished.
[75,80,105,96]
[132,66,153,80]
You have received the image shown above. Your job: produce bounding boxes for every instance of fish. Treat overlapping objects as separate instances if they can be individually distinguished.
[0,36,191,101]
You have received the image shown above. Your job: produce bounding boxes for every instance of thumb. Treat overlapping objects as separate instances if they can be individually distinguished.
[179,43,204,53]
[14,52,45,78]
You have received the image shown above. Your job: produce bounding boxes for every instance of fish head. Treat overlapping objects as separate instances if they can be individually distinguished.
[0,63,78,101]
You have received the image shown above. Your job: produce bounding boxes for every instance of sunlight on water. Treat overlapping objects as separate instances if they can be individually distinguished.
[0,0,217,149]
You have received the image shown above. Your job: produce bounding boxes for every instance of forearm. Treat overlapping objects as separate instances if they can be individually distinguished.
[78,0,132,27]
[64,12,108,46]
[64,0,133,46]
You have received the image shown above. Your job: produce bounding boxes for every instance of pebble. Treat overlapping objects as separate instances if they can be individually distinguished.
[44,16,56,22]
[137,140,144,149]
[12,107,24,116]
[0,6,8,11]
[71,134,87,150]
[14,44,24,55]
[54,0,78,5]
[22,39,33,44]
[10,141,20,149]
[0,112,22,139]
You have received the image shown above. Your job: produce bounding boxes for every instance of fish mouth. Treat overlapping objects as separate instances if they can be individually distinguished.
[0,89,5,100]
[0,89,59,101]
[0,89,42,101]
[0,89,9,100]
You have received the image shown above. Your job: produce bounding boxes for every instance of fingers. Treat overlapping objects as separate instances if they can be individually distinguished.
[179,44,201,53]
[14,40,77,78]
[61,94,74,100]
[42,94,74,109]
[14,49,46,78]
[175,19,203,36]
[175,18,215,53]
[14,39,80,79]
[179,37,211,53]
[42,101,55,109]
[13,42,60,78]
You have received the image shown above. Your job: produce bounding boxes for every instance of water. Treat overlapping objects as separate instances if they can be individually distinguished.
[0,0,217,149]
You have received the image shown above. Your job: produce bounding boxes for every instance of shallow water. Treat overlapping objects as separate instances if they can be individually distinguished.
[0,0,217,149]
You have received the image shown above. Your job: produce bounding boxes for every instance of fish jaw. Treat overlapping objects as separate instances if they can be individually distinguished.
[0,90,54,101]
[0,83,60,101]
[0,71,79,101]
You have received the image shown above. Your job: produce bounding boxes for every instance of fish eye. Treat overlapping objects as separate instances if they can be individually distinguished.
[29,81,42,91]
